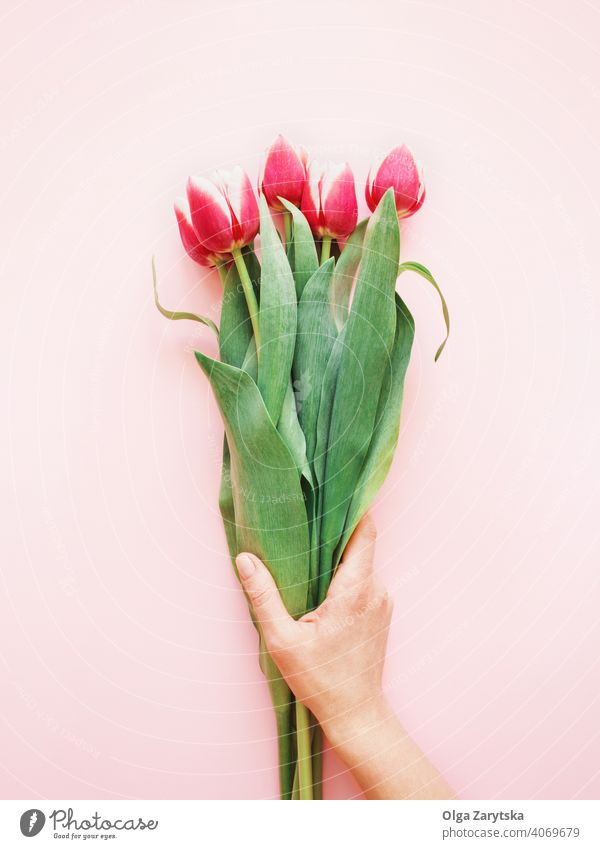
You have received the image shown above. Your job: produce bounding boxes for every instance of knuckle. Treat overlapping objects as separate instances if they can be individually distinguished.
[249,581,272,610]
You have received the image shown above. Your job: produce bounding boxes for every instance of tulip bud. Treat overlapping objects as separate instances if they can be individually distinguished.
[174,198,227,267]
[365,145,425,218]
[301,161,358,239]
[186,166,259,255]
[260,134,307,211]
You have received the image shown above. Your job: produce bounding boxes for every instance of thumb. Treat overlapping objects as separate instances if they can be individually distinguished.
[328,513,376,599]
[236,553,295,648]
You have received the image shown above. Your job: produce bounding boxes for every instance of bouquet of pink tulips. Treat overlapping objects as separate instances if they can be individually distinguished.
[154,136,449,799]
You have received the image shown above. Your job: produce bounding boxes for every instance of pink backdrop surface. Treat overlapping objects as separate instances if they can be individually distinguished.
[1,0,599,800]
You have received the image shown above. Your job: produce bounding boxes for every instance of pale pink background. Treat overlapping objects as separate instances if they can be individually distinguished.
[1,0,599,801]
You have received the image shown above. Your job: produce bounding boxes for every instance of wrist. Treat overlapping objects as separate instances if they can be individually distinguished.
[319,692,392,751]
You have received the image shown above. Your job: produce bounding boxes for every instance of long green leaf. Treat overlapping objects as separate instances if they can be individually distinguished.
[312,335,344,602]
[313,330,343,491]
[338,293,415,558]
[218,439,237,564]
[218,259,255,570]
[291,259,338,607]
[197,352,308,798]
[152,257,219,337]
[279,198,319,299]
[317,190,400,599]
[398,260,450,361]
[278,381,313,486]
[257,196,298,427]
[195,353,310,618]
[330,219,368,330]
[293,258,337,475]
[214,265,302,799]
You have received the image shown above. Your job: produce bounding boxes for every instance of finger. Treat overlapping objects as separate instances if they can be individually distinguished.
[328,514,377,597]
[236,553,296,648]
[342,513,377,567]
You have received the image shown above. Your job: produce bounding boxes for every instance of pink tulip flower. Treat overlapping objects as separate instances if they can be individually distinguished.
[186,166,259,255]
[260,134,308,211]
[365,145,425,218]
[301,161,358,239]
[174,199,228,267]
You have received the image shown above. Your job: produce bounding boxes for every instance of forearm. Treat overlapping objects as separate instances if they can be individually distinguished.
[322,696,456,800]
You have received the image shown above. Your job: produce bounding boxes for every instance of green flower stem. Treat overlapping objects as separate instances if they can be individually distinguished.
[283,211,292,248]
[232,247,261,355]
[295,700,314,800]
[216,261,229,285]
[320,236,332,263]
[311,724,324,800]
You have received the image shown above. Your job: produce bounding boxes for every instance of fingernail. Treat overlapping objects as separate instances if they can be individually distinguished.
[236,554,256,580]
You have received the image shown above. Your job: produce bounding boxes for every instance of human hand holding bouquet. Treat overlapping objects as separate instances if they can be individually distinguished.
[238,514,455,800]
[153,135,450,799]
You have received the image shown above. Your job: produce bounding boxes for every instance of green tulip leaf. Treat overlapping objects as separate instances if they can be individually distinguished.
[152,257,219,337]
[195,352,310,618]
[215,267,300,799]
[338,293,415,559]
[293,258,337,477]
[278,380,313,486]
[330,219,368,330]
[257,196,298,427]
[316,190,400,599]
[278,198,319,299]
[196,350,309,798]
[218,259,258,568]
[398,260,450,361]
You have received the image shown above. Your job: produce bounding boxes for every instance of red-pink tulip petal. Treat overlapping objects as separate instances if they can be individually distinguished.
[225,166,259,246]
[320,162,358,238]
[400,184,426,219]
[371,144,424,215]
[261,134,307,210]
[365,166,376,212]
[301,162,322,235]
[174,199,215,266]
[186,175,234,254]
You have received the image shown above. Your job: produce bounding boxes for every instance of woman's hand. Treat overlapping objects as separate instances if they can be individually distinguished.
[236,515,456,800]
[237,513,389,732]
